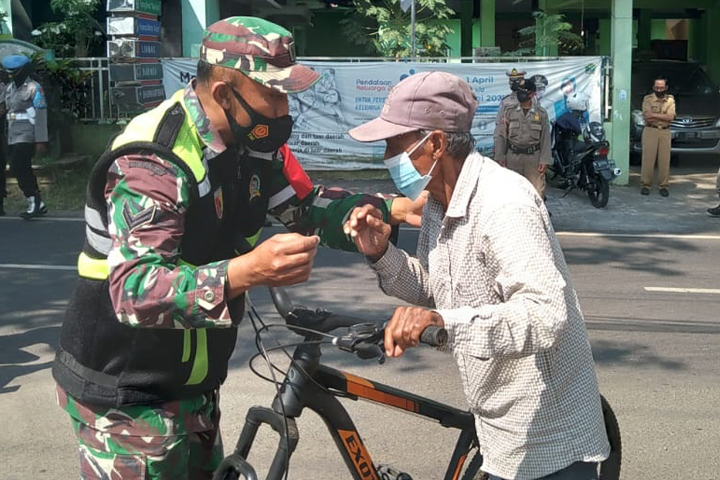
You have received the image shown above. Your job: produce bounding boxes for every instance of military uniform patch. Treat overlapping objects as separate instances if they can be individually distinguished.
[214,187,223,218]
[249,174,261,201]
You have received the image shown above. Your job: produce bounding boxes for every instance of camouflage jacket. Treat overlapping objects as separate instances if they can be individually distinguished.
[106,82,393,330]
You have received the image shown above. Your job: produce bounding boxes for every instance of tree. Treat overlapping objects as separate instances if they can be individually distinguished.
[340,0,455,59]
[31,0,105,57]
[509,11,584,56]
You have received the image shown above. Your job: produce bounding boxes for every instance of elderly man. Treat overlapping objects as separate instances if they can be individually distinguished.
[344,71,610,480]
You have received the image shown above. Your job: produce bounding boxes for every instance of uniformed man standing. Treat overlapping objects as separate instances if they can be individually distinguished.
[0,70,8,216]
[1,54,49,218]
[641,76,675,197]
[494,78,551,198]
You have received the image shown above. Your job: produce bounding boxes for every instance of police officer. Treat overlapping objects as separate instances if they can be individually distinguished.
[494,78,551,198]
[641,75,675,196]
[1,54,48,218]
[0,69,8,216]
[52,17,422,479]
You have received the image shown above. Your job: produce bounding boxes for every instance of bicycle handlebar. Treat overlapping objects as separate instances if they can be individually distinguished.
[267,287,447,354]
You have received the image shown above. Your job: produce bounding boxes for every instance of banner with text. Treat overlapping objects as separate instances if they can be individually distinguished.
[161,58,604,170]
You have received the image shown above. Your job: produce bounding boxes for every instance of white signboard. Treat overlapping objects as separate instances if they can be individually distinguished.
[161,58,604,170]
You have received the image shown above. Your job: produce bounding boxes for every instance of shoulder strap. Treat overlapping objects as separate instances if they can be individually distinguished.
[87,103,199,228]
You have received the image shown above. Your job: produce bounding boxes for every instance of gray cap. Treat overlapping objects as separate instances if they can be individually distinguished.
[349,71,478,143]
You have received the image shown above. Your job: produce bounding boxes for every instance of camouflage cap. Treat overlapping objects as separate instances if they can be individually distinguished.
[200,16,320,94]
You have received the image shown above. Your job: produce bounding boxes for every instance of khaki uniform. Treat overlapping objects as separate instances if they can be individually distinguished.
[494,103,551,197]
[641,93,675,189]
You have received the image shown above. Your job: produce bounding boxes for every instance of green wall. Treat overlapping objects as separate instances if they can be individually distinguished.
[303,10,377,57]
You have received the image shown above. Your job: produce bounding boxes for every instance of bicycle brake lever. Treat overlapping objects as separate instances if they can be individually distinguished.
[354,343,385,364]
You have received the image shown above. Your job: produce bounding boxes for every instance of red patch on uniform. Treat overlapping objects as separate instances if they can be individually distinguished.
[279,144,313,200]
[251,124,269,140]
[214,188,223,218]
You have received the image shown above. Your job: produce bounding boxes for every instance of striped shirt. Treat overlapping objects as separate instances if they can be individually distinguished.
[370,153,610,479]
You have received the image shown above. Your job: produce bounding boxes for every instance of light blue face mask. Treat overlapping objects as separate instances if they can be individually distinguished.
[384,132,438,201]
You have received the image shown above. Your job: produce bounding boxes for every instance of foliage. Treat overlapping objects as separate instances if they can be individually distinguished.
[0,10,8,35]
[509,11,584,56]
[31,0,105,57]
[30,53,94,154]
[340,0,455,59]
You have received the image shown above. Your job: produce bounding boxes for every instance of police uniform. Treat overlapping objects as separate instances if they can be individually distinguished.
[641,92,675,193]
[0,79,7,215]
[494,88,551,198]
[1,54,49,218]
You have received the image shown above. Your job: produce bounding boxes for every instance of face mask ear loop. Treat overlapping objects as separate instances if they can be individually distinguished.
[407,131,433,157]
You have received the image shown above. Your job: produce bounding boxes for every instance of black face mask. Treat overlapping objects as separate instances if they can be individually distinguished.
[510,80,521,92]
[654,89,667,99]
[517,91,532,103]
[8,65,30,87]
[224,83,293,153]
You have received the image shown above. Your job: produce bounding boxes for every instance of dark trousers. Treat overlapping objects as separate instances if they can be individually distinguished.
[488,462,598,480]
[5,142,40,198]
[0,137,6,201]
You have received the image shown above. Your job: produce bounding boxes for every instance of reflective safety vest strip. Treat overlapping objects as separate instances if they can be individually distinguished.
[183,328,208,385]
[78,252,110,280]
[110,89,206,184]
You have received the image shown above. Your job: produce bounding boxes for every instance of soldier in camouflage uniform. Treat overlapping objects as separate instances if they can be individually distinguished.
[0,54,48,218]
[53,17,422,479]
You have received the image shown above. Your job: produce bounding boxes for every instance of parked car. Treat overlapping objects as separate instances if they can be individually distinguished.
[630,61,720,162]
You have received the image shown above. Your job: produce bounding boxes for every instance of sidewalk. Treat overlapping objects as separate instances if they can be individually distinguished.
[310,164,720,236]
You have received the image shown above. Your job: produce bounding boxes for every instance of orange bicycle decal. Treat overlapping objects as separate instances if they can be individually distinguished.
[343,372,419,413]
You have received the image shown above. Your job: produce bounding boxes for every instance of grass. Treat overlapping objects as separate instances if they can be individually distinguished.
[3,160,91,215]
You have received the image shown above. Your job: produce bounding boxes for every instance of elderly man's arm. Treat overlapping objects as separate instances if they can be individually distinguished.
[368,242,435,308]
[436,203,570,358]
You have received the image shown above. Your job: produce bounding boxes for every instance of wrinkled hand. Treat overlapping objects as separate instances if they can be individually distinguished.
[384,306,444,357]
[538,164,547,174]
[247,233,319,287]
[343,204,391,261]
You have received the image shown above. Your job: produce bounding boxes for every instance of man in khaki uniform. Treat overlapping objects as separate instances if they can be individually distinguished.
[494,78,551,198]
[641,76,675,196]
[496,68,538,123]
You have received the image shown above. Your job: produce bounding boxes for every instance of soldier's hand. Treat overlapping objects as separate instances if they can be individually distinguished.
[390,192,427,227]
[251,233,319,287]
[226,233,319,297]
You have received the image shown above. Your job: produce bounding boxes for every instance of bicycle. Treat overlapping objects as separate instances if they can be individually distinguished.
[213,287,622,480]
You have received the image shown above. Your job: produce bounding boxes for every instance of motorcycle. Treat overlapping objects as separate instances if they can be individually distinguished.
[550,101,621,209]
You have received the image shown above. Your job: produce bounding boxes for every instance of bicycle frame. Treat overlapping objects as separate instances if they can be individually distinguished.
[223,341,479,480]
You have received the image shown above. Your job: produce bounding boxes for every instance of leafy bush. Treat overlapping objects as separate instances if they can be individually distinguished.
[31,0,105,57]
[30,54,94,155]
[340,0,455,59]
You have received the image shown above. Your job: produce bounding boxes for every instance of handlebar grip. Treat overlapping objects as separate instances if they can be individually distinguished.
[419,326,448,347]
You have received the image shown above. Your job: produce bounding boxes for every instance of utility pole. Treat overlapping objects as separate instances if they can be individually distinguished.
[410,0,416,60]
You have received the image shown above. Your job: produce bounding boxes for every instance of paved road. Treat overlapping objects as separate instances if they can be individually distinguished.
[1,213,719,480]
